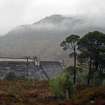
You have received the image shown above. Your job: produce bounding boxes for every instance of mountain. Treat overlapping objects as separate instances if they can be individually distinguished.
[0,14,104,62]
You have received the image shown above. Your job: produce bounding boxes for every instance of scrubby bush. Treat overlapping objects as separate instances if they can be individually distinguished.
[4,72,26,80]
[49,71,74,99]
[4,72,17,80]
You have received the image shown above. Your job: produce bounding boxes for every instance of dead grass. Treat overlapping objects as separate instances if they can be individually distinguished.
[68,86,105,105]
[0,80,59,105]
[0,80,105,105]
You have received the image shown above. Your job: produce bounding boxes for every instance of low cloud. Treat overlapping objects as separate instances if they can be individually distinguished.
[0,0,105,35]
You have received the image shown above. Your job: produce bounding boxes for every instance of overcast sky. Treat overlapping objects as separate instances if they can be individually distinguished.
[0,0,105,35]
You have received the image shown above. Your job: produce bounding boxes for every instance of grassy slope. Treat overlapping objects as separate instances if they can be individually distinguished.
[65,86,105,105]
[0,80,105,105]
[0,80,59,105]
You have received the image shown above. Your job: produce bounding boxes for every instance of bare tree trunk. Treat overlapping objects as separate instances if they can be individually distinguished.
[87,58,92,85]
[65,89,70,100]
[73,47,76,84]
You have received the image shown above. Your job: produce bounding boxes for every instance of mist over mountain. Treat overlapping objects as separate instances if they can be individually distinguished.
[0,14,104,61]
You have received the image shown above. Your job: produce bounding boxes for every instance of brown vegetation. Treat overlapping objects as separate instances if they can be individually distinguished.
[0,80,59,105]
[64,86,105,105]
[0,80,105,105]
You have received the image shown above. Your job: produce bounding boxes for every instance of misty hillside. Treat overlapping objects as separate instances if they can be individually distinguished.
[0,14,104,61]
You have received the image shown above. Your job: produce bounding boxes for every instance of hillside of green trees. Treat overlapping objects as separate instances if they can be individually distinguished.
[50,31,105,102]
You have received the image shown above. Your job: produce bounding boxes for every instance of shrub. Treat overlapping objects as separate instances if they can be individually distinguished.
[49,71,74,99]
[4,72,17,80]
